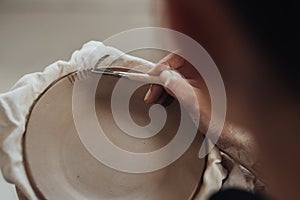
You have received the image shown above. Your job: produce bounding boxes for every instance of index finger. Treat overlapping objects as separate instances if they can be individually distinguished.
[148,52,185,75]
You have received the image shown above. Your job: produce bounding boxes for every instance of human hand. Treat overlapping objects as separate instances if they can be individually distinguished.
[144,53,259,176]
[144,52,211,133]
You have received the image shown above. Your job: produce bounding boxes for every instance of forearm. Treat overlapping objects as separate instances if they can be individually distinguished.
[217,122,260,176]
[189,91,261,177]
[192,106,260,177]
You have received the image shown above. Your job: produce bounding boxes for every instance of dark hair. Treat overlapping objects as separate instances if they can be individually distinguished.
[227,1,300,91]
[209,188,267,200]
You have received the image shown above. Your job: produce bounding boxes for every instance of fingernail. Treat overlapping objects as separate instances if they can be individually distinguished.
[144,87,152,103]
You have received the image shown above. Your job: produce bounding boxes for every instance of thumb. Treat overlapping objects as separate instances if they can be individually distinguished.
[160,70,199,115]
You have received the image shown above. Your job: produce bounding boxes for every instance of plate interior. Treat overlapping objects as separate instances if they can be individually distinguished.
[24,72,205,200]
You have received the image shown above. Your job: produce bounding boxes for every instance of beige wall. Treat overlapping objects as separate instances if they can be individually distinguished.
[0,0,158,93]
[0,0,156,199]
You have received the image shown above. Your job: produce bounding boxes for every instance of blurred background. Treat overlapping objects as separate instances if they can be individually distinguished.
[0,0,159,198]
[0,0,162,93]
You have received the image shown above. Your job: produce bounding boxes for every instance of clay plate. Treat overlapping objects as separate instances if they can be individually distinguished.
[23,71,205,200]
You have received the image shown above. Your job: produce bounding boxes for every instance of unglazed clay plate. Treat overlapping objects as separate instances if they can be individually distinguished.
[24,70,205,200]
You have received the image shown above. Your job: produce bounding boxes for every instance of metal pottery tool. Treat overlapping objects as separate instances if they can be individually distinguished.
[91,68,162,85]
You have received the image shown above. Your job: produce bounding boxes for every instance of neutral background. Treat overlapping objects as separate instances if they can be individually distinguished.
[0,0,158,199]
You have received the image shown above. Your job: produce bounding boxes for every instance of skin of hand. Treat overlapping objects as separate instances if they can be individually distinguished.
[144,53,260,178]
[144,52,212,133]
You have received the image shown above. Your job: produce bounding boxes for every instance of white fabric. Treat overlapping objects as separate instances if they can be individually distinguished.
[0,41,257,200]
